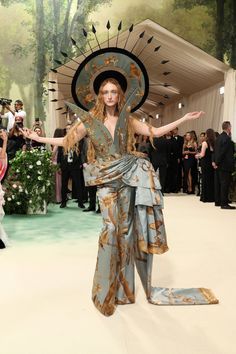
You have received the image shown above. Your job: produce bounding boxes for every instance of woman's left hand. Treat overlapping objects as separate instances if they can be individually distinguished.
[183,111,205,121]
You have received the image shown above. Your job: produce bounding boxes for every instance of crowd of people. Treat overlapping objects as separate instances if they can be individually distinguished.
[0,100,235,222]
[136,123,235,209]
[0,100,100,214]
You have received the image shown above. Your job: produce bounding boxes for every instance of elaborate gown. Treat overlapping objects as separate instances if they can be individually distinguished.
[68,99,218,316]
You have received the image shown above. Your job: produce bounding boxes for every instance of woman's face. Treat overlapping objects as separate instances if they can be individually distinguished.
[101,82,119,108]
[35,128,42,136]
[186,133,191,141]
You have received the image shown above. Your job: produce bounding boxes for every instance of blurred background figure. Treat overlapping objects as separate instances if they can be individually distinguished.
[0,99,26,132]
[182,131,198,194]
[31,126,45,150]
[0,129,8,249]
[51,128,64,204]
[196,128,215,202]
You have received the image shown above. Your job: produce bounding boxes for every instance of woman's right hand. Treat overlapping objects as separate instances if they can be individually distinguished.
[21,128,39,141]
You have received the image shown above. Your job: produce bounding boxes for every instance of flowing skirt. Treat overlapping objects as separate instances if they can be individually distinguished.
[90,156,218,316]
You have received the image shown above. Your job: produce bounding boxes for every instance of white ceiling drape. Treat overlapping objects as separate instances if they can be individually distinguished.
[155,82,225,137]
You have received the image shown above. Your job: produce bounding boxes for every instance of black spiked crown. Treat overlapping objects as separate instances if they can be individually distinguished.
[49,21,171,114]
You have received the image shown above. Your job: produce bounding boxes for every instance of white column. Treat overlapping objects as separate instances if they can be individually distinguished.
[223,68,236,140]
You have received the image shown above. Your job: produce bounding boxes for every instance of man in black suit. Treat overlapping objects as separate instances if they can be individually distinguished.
[57,138,85,209]
[213,121,235,209]
[149,136,169,193]
[171,128,184,192]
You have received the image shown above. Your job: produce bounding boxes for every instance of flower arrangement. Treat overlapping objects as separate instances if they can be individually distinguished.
[3,149,57,214]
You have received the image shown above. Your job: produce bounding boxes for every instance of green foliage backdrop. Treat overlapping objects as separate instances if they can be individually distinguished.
[0,0,235,127]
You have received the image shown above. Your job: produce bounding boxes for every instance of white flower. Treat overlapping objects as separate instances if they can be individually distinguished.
[36,160,42,166]
[38,170,42,174]
[16,202,21,205]
[27,175,30,179]
[25,189,28,194]
[19,189,23,193]
[13,184,17,189]
[29,165,33,169]
[16,169,20,173]
[38,176,42,180]
[29,200,32,204]
[7,197,12,201]
[12,195,15,199]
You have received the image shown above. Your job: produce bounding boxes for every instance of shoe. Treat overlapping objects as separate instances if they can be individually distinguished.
[187,190,193,194]
[83,207,96,212]
[96,208,101,214]
[78,203,85,209]
[60,202,67,208]
[0,239,6,249]
[221,205,236,210]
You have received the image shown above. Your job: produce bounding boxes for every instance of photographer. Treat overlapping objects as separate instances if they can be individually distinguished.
[7,116,26,161]
[0,99,26,132]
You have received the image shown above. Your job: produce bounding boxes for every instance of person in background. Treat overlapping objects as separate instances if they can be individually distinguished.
[0,99,26,132]
[31,126,45,150]
[7,116,26,161]
[52,128,64,204]
[81,136,100,213]
[57,124,85,209]
[164,131,178,193]
[213,121,235,209]
[0,130,9,249]
[196,128,215,203]
[137,135,151,155]
[182,131,198,194]
[171,127,184,192]
[196,132,206,196]
[149,135,169,193]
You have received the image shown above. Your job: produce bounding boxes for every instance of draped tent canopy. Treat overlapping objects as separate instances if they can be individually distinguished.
[48,19,235,138]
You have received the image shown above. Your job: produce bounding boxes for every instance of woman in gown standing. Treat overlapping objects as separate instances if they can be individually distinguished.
[196,128,215,202]
[24,77,218,316]
[182,131,198,193]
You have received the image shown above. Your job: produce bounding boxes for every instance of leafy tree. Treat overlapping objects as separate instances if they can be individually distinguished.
[0,0,112,121]
[174,0,236,68]
[112,0,214,58]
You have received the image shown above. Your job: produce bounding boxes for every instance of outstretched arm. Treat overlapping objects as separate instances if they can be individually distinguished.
[0,130,7,159]
[22,122,87,147]
[130,111,204,137]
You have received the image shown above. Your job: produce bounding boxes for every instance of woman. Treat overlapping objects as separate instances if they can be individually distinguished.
[31,126,46,150]
[182,131,198,194]
[51,128,64,204]
[24,78,218,316]
[7,117,26,161]
[196,128,215,202]
[0,130,8,249]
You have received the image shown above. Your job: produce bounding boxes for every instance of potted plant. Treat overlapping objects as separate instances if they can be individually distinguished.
[4,149,57,214]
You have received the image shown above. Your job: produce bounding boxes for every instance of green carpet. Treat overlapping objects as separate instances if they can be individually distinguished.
[2,201,102,245]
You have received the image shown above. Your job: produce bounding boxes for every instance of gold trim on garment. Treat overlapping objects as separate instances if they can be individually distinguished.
[199,288,219,304]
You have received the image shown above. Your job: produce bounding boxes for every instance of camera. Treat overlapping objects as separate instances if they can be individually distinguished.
[0,98,12,106]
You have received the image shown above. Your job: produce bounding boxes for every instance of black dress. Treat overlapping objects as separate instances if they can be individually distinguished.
[183,146,197,192]
[200,144,215,202]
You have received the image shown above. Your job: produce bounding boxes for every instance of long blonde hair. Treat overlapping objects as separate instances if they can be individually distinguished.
[63,78,150,158]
